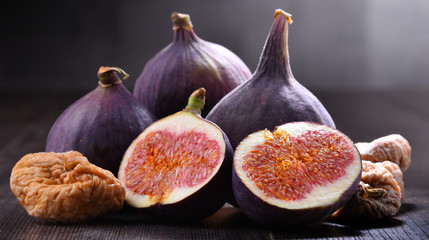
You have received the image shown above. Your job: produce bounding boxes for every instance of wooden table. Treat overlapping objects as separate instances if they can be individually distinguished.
[1,89,428,239]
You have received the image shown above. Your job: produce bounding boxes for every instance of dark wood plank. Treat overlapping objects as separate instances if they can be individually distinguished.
[1,189,427,240]
[1,90,428,239]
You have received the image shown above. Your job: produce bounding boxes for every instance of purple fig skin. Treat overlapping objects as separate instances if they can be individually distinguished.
[133,12,252,119]
[232,167,362,226]
[46,67,155,174]
[206,10,335,150]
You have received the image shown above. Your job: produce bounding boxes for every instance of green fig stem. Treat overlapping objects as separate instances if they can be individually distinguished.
[185,88,206,115]
[171,12,193,31]
[97,66,129,88]
[255,9,293,79]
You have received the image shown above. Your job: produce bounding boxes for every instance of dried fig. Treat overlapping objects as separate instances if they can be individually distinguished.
[355,134,411,171]
[331,160,402,220]
[10,151,125,223]
[380,161,404,200]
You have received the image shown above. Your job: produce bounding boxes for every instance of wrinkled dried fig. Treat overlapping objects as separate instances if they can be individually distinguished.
[10,151,125,223]
[355,134,411,171]
[380,161,404,200]
[331,160,402,220]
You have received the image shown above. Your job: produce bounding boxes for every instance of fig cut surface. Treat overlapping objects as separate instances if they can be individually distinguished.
[119,111,226,208]
[233,122,362,225]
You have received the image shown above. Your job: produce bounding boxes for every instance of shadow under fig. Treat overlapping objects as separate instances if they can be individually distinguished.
[397,202,418,215]
[326,217,404,230]
[80,202,410,239]
[323,202,416,231]
[206,208,363,238]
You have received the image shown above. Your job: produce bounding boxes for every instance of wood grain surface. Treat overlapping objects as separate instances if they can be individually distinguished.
[1,90,428,240]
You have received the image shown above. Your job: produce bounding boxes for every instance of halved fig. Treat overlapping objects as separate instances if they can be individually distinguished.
[118,88,233,221]
[233,122,362,225]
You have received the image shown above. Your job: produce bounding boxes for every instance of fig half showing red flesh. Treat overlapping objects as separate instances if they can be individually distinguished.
[233,122,362,226]
[118,88,233,221]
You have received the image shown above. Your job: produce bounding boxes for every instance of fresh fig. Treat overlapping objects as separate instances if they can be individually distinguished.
[118,88,233,221]
[233,122,362,226]
[46,67,155,174]
[133,12,252,118]
[206,10,335,150]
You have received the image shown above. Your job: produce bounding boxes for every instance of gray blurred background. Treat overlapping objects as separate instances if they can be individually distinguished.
[1,0,428,93]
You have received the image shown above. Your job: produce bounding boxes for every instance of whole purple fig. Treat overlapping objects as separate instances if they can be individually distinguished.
[207,10,336,150]
[46,67,155,174]
[133,12,252,118]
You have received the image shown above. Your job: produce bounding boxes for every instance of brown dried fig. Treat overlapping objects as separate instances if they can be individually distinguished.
[331,160,402,220]
[355,134,411,171]
[10,151,125,223]
[380,161,404,200]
